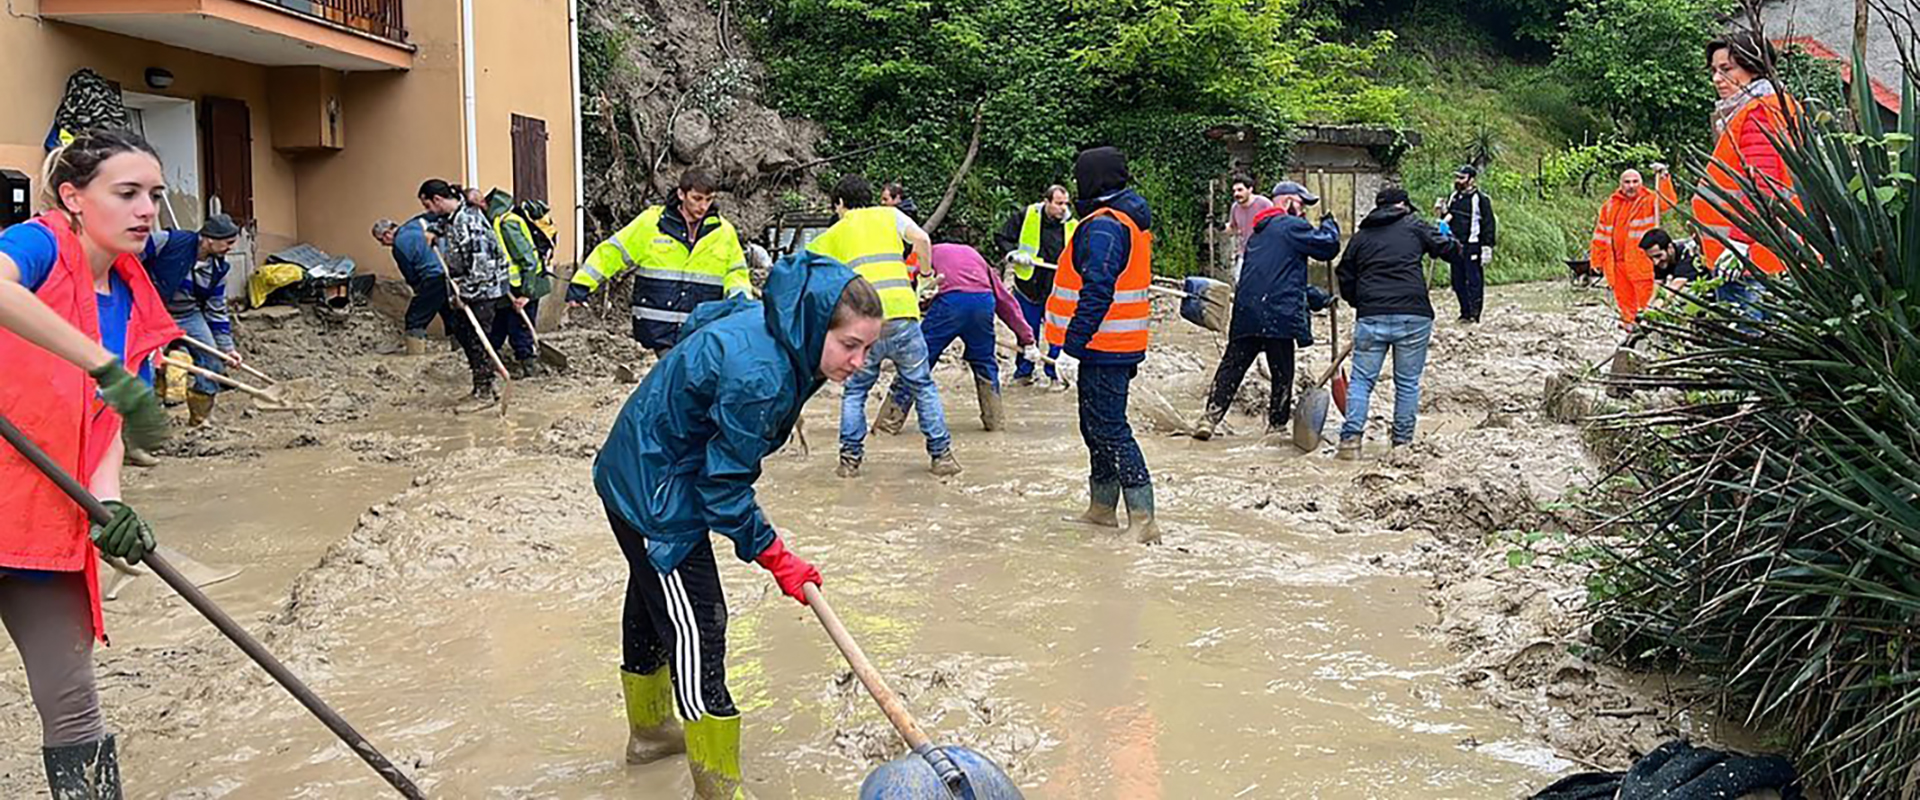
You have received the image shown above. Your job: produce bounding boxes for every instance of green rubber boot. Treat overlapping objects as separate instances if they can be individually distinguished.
[622,667,687,765]
[686,713,750,799]
[1123,483,1162,545]
[1064,480,1121,527]
[44,735,122,800]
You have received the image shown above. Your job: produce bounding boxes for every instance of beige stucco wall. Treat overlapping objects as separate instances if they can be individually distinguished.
[292,0,466,282]
[471,0,579,266]
[0,9,300,253]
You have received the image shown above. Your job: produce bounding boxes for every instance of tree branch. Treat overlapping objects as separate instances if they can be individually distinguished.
[923,103,986,235]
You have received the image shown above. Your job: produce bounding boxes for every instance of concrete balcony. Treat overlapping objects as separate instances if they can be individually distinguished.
[41,0,413,71]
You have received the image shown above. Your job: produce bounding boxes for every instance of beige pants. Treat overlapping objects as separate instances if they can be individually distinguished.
[0,571,104,746]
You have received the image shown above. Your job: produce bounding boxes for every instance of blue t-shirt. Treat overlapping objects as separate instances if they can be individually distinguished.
[1,222,142,371]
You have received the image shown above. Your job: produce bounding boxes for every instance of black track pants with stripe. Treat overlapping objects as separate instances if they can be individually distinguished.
[607,507,737,722]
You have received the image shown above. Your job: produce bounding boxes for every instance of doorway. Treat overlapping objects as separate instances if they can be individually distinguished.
[122,91,201,231]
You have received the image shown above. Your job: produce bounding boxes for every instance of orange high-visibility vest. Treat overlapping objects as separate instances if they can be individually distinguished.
[1693,92,1799,275]
[1043,208,1152,354]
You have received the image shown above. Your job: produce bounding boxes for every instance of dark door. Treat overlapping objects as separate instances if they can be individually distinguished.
[200,96,253,225]
[511,114,549,204]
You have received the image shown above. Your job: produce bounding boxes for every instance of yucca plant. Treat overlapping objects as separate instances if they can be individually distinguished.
[1586,48,1920,799]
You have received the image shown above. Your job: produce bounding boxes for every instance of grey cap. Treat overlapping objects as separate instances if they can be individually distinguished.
[200,213,240,240]
[1270,180,1320,206]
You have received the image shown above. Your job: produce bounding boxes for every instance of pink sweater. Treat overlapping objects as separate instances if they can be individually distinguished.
[929,243,1035,344]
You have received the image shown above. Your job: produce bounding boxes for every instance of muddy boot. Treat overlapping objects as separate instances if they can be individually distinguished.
[186,390,216,428]
[686,714,751,799]
[621,667,687,765]
[124,448,159,468]
[44,735,122,800]
[1336,436,1362,461]
[871,396,908,436]
[975,376,1004,431]
[1122,484,1162,545]
[403,335,429,357]
[456,382,499,414]
[1064,481,1121,527]
[929,450,964,477]
[1191,406,1226,441]
[836,450,862,479]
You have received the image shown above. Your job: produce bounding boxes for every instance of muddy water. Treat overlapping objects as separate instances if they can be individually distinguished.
[1,285,1634,798]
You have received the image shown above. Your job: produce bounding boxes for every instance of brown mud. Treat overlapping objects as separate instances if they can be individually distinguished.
[0,283,1745,797]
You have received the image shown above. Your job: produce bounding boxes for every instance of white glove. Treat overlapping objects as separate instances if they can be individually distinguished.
[1481,246,1493,264]
[1020,343,1044,365]
[1009,251,1036,267]
[1053,351,1079,385]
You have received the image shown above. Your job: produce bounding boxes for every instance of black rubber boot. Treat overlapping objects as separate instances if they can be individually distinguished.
[44,735,123,800]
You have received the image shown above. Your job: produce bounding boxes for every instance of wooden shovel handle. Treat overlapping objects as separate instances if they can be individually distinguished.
[803,583,933,751]
[161,355,284,405]
[175,334,276,386]
[1314,339,1353,388]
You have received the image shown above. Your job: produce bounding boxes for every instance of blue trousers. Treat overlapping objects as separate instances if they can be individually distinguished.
[1340,314,1433,444]
[841,318,952,458]
[1078,362,1150,488]
[172,310,226,394]
[887,293,999,411]
[403,275,450,336]
[488,299,539,361]
[1012,293,1060,380]
[1450,249,1485,321]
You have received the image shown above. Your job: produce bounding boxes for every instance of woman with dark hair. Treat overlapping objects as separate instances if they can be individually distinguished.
[0,127,181,795]
[1694,31,1799,287]
[594,252,883,798]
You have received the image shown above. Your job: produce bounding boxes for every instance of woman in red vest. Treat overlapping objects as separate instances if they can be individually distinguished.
[0,127,178,795]
[1693,31,1797,297]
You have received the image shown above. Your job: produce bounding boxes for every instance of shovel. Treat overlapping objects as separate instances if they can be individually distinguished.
[0,413,427,799]
[1290,338,1353,453]
[447,275,512,418]
[804,584,1022,799]
[101,549,242,601]
[161,355,303,411]
[174,334,278,386]
[515,302,570,371]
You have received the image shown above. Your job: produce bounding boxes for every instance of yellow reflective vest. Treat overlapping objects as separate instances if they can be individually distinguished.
[572,206,751,300]
[1014,202,1077,282]
[805,206,920,320]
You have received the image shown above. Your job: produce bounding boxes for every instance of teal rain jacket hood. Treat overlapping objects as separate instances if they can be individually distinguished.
[594,251,861,573]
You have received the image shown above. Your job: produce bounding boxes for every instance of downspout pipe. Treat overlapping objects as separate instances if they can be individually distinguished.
[461,0,480,187]
[568,0,585,263]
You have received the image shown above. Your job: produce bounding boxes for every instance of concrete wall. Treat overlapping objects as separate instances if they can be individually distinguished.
[471,0,579,267]
[0,8,300,252]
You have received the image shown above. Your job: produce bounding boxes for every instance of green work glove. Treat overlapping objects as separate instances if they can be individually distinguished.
[88,357,171,452]
[90,500,156,564]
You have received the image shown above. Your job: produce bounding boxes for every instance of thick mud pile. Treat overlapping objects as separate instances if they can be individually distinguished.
[0,282,1743,797]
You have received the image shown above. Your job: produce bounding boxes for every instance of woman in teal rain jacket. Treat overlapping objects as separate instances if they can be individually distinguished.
[593,250,884,799]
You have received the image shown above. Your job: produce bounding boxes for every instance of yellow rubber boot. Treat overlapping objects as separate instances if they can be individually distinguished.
[685,713,750,799]
[621,668,687,765]
[186,390,216,428]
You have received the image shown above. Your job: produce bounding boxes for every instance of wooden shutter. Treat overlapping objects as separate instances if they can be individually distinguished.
[200,96,253,225]
[511,114,548,204]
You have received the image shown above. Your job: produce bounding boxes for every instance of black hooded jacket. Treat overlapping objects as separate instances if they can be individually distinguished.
[1336,205,1462,319]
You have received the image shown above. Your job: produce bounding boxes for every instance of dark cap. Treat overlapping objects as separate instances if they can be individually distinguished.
[1455,164,1478,178]
[1270,180,1320,206]
[1375,186,1411,207]
[200,213,240,240]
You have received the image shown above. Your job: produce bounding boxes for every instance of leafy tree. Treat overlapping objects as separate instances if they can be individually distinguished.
[1553,0,1730,154]
[742,0,1402,274]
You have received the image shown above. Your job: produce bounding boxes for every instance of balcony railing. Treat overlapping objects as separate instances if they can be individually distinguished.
[276,0,405,43]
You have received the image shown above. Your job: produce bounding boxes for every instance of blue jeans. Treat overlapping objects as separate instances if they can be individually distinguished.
[840,318,952,458]
[1340,314,1433,444]
[888,293,999,411]
[489,299,538,361]
[172,310,226,394]
[403,274,450,336]
[1079,363,1150,488]
[1012,293,1060,380]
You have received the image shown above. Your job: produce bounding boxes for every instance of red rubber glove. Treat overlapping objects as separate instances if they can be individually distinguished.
[755,536,821,605]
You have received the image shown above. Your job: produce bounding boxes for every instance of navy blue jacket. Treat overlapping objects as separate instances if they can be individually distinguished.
[1231,211,1340,345]
[392,213,444,287]
[593,251,859,573]
[138,228,201,303]
[1064,188,1153,366]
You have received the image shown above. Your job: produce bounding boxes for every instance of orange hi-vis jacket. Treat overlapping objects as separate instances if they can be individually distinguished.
[1043,207,1152,355]
[1592,174,1677,323]
[1693,92,1799,275]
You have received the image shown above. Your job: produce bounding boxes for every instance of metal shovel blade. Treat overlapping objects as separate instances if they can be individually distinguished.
[1291,387,1332,452]
[537,340,570,371]
[858,745,1023,800]
[100,547,242,600]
